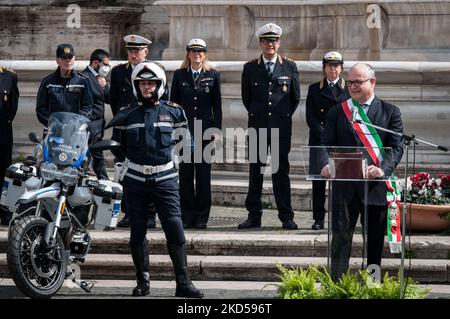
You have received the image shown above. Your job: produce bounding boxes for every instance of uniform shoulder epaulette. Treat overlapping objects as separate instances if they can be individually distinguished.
[0,66,16,74]
[119,104,133,112]
[166,101,181,108]
[283,56,294,62]
[339,77,346,89]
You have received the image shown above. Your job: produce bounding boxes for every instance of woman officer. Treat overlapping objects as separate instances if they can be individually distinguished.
[170,38,222,229]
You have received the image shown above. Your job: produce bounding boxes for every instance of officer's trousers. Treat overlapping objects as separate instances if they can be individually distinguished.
[179,159,212,225]
[330,195,387,281]
[245,136,294,222]
[312,180,326,221]
[0,144,12,190]
[124,175,186,247]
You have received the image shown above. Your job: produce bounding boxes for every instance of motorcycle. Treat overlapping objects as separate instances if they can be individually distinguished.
[6,112,122,299]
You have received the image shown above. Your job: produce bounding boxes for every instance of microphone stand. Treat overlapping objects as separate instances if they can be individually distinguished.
[354,118,448,298]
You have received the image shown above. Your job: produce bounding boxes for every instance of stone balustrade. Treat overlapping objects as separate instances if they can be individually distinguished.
[1,59,449,165]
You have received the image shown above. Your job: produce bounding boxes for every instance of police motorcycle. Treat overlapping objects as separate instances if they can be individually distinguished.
[6,112,122,299]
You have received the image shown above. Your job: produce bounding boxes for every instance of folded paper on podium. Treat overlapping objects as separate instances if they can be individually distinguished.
[301,146,395,182]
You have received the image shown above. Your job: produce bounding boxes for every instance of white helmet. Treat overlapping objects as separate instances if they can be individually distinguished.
[131,61,166,100]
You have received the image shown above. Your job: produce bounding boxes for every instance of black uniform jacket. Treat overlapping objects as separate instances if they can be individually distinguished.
[241,55,300,138]
[36,68,92,127]
[170,67,222,134]
[320,97,404,205]
[306,77,350,145]
[0,67,19,145]
[80,67,110,137]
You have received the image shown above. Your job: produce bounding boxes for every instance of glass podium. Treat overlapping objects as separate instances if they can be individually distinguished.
[301,146,398,279]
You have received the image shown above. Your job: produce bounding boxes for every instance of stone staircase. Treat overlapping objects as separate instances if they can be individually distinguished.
[1,206,449,287]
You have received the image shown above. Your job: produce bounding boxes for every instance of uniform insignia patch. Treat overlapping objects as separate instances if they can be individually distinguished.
[159,115,172,122]
[200,77,213,82]
[166,101,180,108]
[278,76,290,80]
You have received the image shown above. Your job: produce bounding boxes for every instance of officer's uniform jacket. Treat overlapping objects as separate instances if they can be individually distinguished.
[80,66,110,137]
[110,62,169,116]
[170,67,222,133]
[36,68,92,127]
[112,100,189,183]
[241,55,300,138]
[306,77,349,145]
[0,67,19,145]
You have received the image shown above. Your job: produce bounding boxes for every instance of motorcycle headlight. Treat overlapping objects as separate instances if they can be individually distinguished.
[40,162,58,181]
[61,167,79,186]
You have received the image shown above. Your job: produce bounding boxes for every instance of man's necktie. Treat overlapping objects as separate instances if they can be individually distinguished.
[266,62,273,76]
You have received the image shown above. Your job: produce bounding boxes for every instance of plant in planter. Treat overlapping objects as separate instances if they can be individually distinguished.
[399,172,450,232]
[276,264,429,299]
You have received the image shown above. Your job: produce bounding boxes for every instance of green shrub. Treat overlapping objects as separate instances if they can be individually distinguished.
[276,264,429,299]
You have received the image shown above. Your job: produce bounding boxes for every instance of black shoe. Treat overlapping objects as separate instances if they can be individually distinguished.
[147,218,156,229]
[132,281,150,296]
[237,219,261,229]
[282,220,298,230]
[311,220,324,230]
[175,282,204,298]
[117,217,130,228]
[194,223,207,230]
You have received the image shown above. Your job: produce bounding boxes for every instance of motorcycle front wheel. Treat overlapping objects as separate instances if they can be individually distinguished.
[7,216,68,299]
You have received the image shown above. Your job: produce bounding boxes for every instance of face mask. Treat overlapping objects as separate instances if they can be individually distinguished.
[98,64,111,77]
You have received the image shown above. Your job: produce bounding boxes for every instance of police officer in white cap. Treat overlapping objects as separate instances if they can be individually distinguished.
[306,51,349,230]
[170,38,222,230]
[110,34,162,229]
[239,23,300,230]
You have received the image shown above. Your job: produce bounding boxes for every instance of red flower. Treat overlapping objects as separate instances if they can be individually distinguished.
[410,172,430,188]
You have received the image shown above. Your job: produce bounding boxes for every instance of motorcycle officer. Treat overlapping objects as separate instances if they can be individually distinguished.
[110,61,203,298]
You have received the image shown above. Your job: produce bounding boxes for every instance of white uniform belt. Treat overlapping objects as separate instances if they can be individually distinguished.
[124,158,174,175]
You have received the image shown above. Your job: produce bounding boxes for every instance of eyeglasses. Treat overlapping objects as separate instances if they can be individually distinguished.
[261,38,279,44]
[346,78,372,88]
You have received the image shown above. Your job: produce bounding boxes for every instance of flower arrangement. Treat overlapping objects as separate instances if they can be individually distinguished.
[402,172,450,205]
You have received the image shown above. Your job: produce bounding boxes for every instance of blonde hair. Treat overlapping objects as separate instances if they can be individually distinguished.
[180,51,213,71]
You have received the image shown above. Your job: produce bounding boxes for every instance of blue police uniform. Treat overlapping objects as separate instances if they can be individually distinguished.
[110,82,203,297]
[36,67,92,127]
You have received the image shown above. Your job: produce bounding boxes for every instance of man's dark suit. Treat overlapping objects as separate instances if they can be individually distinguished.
[241,55,300,223]
[80,67,110,180]
[0,67,18,224]
[306,78,349,222]
[320,96,404,280]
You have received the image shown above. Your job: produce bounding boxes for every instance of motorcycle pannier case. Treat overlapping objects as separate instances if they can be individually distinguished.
[92,180,122,229]
[1,163,36,211]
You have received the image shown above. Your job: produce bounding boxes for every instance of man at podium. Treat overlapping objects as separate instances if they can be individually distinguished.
[319,63,404,281]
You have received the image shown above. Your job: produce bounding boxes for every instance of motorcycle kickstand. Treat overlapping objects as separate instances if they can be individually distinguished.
[66,265,96,293]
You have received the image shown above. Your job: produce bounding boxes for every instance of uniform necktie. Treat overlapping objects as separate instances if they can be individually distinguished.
[193,71,199,82]
[266,62,273,76]
[329,82,338,96]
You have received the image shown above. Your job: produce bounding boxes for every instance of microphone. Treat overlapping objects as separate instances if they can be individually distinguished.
[351,107,359,123]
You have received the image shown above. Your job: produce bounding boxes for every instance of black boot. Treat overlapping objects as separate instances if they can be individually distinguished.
[167,243,204,298]
[130,240,150,296]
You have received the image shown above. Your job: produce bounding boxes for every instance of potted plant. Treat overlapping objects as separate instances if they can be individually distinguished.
[399,172,450,232]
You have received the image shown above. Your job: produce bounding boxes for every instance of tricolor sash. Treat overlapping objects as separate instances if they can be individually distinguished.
[341,98,402,254]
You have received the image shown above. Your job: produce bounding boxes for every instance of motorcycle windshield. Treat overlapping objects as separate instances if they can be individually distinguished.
[43,112,90,167]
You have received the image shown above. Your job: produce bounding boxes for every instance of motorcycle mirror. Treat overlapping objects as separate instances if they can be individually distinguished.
[89,139,121,152]
[29,132,41,144]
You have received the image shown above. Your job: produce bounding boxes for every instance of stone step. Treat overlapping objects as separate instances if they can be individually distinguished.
[0,253,448,283]
[1,230,448,260]
[1,278,447,299]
